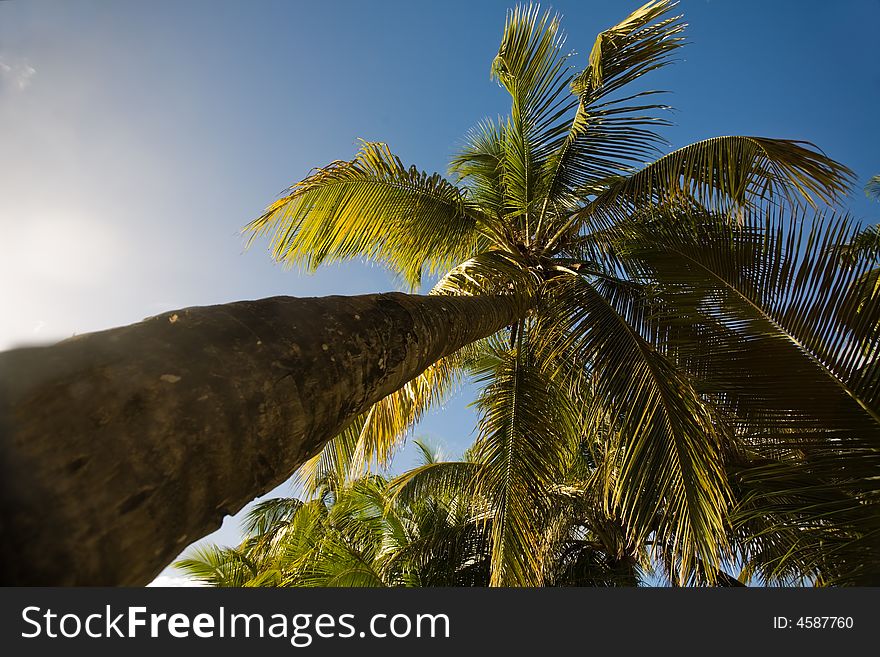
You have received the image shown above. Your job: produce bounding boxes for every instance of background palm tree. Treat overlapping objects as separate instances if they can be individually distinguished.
[178,438,655,587]
[177,440,493,587]
[239,0,877,586]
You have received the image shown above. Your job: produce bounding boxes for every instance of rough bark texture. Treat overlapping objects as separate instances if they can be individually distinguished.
[0,292,521,585]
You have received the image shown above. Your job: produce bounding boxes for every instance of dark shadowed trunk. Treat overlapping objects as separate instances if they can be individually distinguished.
[0,292,523,585]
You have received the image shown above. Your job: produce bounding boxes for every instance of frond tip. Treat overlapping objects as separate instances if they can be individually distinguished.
[573,0,685,101]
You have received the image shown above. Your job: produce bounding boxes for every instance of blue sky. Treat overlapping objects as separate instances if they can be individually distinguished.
[1,0,878,584]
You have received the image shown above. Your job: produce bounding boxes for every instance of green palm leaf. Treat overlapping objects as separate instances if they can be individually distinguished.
[629,208,880,423]
[174,546,257,587]
[550,137,855,252]
[389,460,485,508]
[243,498,304,535]
[450,118,509,234]
[618,207,880,583]
[537,274,734,582]
[538,0,685,216]
[469,327,581,586]
[295,415,365,496]
[491,5,576,232]
[244,140,481,289]
[610,136,853,208]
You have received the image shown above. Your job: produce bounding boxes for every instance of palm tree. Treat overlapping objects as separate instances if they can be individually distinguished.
[0,291,522,585]
[177,440,494,587]
[177,439,650,587]
[244,0,876,585]
[2,0,874,587]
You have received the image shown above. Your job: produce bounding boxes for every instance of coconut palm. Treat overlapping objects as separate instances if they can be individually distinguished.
[177,438,654,587]
[0,290,522,585]
[244,0,877,586]
[4,0,873,587]
[176,440,494,587]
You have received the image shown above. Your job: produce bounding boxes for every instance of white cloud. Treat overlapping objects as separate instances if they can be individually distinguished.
[0,56,36,91]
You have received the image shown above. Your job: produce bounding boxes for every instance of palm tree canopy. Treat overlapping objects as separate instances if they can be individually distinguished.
[242,0,878,586]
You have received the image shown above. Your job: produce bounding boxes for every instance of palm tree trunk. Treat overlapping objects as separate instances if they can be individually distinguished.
[0,292,523,585]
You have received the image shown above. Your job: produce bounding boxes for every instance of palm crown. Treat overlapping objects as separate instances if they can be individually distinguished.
[239,0,879,586]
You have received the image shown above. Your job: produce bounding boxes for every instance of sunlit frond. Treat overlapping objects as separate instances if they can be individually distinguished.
[244,141,481,289]
[537,0,685,219]
[573,0,684,103]
[174,546,257,587]
[431,249,538,298]
[389,460,485,508]
[243,497,304,537]
[491,5,578,226]
[295,415,365,496]
[348,348,472,473]
[551,136,854,252]
[610,136,851,208]
[450,117,509,233]
[491,4,575,143]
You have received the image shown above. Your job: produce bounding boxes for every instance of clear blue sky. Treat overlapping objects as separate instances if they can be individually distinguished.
[1,0,878,584]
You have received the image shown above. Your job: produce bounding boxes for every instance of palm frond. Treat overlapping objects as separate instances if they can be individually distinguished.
[388,460,485,508]
[174,546,257,587]
[618,207,880,582]
[412,438,442,466]
[491,5,577,228]
[431,249,539,298]
[295,414,365,496]
[866,174,880,201]
[538,0,685,217]
[606,136,851,209]
[551,136,854,252]
[630,207,880,423]
[449,117,510,238]
[244,141,480,289]
[834,224,880,264]
[491,4,575,145]
[242,497,304,537]
[536,273,734,582]
[469,324,581,586]
[383,511,491,586]
[574,0,684,103]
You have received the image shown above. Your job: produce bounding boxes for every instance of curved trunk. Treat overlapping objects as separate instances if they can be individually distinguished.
[0,292,523,585]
